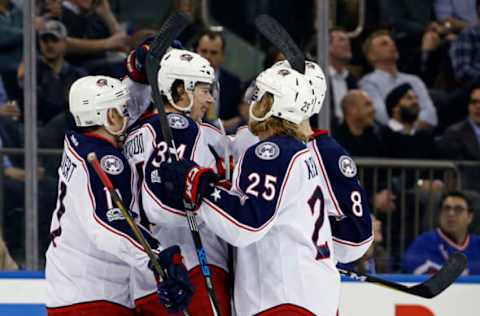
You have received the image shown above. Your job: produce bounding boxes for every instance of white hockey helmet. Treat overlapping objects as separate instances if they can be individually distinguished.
[69,76,130,133]
[249,65,316,125]
[272,60,327,116]
[157,49,215,112]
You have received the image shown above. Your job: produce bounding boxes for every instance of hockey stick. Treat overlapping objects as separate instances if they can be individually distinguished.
[255,14,305,74]
[339,252,467,298]
[87,153,191,316]
[145,12,222,316]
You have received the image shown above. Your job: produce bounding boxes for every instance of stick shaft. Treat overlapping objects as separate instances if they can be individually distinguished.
[88,153,164,276]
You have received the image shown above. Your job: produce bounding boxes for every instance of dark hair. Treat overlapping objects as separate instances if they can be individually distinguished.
[161,79,184,105]
[440,191,472,213]
[193,29,225,52]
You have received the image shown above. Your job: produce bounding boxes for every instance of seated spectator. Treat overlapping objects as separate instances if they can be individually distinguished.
[437,83,480,160]
[334,90,396,214]
[61,0,128,75]
[381,83,439,159]
[449,1,480,83]
[359,30,438,129]
[0,234,17,270]
[333,90,383,157]
[0,0,23,74]
[435,0,478,33]
[18,20,86,125]
[402,191,480,275]
[328,28,358,128]
[193,28,242,129]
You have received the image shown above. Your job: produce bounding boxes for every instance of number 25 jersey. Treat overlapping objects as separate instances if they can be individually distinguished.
[199,135,340,316]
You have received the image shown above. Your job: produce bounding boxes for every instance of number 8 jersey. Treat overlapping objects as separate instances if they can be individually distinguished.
[198,135,341,316]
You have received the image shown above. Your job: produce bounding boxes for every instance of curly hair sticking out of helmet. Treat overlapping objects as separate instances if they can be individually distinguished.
[249,93,309,142]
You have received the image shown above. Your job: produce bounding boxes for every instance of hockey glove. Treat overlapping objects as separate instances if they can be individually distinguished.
[153,245,193,313]
[208,144,234,181]
[126,37,184,83]
[159,159,219,208]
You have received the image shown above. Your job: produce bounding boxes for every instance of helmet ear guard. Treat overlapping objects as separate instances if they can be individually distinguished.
[69,76,130,130]
[157,49,215,113]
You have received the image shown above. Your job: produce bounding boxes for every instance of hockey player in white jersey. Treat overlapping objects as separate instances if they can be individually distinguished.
[154,65,342,315]
[123,44,231,316]
[229,60,373,264]
[45,76,193,316]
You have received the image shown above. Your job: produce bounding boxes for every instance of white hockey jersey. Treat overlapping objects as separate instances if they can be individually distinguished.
[229,125,258,163]
[229,126,373,263]
[124,109,229,300]
[198,136,340,315]
[45,131,160,309]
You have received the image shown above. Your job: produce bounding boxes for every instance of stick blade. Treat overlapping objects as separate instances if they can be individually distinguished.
[255,14,305,74]
[409,252,467,298]
[145,12,191,87]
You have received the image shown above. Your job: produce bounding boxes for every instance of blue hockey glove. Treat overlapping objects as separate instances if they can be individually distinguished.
[159,159,219,208]
[153,245,193,313]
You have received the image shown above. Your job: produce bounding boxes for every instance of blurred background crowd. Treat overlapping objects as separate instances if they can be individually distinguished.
[0,0,479,274]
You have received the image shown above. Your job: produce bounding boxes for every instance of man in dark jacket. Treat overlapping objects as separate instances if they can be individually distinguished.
[438,84,480,160]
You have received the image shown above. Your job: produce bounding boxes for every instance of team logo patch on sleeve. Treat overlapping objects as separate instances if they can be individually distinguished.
[255,142,280,160]
[338,155,357,178]
[168,113,189,129]
[100,155,124,175]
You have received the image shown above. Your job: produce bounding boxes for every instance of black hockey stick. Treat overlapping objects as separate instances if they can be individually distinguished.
[87,153,191,316]
[145,12,222,316]
[339,252,467,298]
[255,14,306,74]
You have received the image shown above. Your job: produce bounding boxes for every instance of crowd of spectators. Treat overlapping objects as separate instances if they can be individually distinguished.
[0,0,479,272]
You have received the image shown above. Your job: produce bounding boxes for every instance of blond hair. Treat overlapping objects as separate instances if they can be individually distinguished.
[249,93,308,142]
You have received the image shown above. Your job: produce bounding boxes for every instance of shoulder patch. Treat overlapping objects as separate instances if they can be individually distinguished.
[255,142,280,160]
[101,155,124,175]
[338,155,357,178]
[168,113,189,129]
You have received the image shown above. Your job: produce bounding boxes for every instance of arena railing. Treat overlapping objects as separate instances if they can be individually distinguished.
[1,148,479,271]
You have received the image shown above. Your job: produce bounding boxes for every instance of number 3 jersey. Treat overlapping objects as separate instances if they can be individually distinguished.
[45,131,160,309]
[198,135,341,316]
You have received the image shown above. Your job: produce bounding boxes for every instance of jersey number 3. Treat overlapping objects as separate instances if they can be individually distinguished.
[308,186,330,260]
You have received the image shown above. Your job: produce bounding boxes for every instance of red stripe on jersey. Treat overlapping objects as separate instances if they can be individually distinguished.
[144,123,157,148]
[199,121,222,134]
[66,139,146,254]
[255,303,315,315]
[191,123,202,162]
[47,299,134,316]
[143,182,187,217]
[437,228,470,251]
[311,141,343,217]
[65,140,96,210]
[333,235,374,247]
[204,149,310,232]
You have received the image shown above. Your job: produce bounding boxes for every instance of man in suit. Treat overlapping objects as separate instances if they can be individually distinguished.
[438,84,480,160]
[328,28,358,130]
[194,29,242,130]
